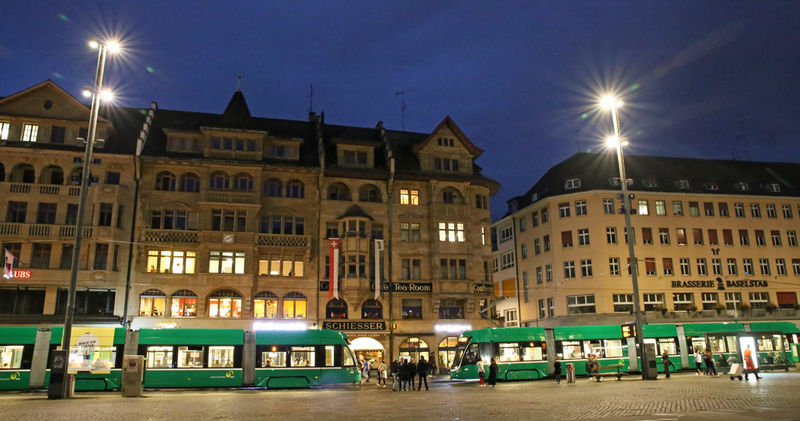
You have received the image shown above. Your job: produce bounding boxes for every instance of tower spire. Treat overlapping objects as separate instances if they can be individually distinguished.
[236,75,242,92]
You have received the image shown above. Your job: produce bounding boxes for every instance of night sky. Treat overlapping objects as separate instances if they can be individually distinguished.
[2,1,799,219]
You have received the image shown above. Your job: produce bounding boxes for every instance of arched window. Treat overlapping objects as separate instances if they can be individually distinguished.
[156,171,176,191]
[437,337,460,372]
[139,289,166,316]
[361,299,382,319]
[254,291,278,319]
[233,173,253,192]
[11,163,36,183]
[170,289,197,317]
[209,171,229,190]
[286,179,304,198]
[399,337,429,362]
[263,178,282,197]
[326,298,348,319]
[208,289,242,318]
[441,187,463,204]
[179,173,200,192]
[283,292,307,319]
[40,165,64,185]
[358,184,382,203]
[328,183,351,201]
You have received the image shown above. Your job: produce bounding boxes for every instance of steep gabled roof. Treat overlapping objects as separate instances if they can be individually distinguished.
[413,116,484,158]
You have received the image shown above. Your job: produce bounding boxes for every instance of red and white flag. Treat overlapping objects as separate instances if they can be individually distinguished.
[328,238,340,299]
[3,248,15,279]
[374,239,384,300]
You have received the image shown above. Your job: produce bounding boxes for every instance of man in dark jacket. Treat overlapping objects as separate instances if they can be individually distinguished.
[391,359,401,391]
[417,356,429,390]
[408,359,418,390]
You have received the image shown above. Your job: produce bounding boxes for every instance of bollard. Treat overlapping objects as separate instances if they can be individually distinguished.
[566,363,575,383]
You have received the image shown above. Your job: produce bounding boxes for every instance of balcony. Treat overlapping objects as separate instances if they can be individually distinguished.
[0,182,109,197]
[203,190,258,205]
[143,229,198,243]
[0,223,93,239]
[256,233,311,248]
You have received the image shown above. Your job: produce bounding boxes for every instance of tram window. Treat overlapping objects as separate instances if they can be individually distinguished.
[708,336,727,353]
[497,343,521,362]
[689,337,706,353]
[559,341,583,359]
[262,347,287,367]
[291,346,315,367]
[758,335,780,352]
[209,346,235,367]
[343,346,356,367]
[520,342,544,361]
[324,346,335,367]
[657,338,677,355]
[604,339,625,358]
[462,343,480,365]
[68,346,115,372]
[726,336,738,353]
[146,346,174,368]
[583,340,603,357]
[0,346,24,369]
[177,346,203,368]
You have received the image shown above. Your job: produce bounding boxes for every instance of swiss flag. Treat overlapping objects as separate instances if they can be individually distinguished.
[328,239,340,299]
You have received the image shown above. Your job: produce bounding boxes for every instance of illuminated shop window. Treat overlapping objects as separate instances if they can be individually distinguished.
[208,290,242,318]
[254,291,278,319]
[139,289,166,316]
[283,292,307,319]
[209,251,245,274]
[147,250,196,274]
[170,290,197,317]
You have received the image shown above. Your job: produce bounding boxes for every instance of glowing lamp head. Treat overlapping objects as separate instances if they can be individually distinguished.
[106,40,121,54]
[82,89,92,98]
[605,136,629,147]
[88,40,100,49]
[99,90,114,102]
[601,95,623,109]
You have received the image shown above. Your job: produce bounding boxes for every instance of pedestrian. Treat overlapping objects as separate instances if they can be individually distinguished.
[704,351,717,376]
[661,350,673,379]
[554,356,562,384]
[417,356,429,391]
[487,357,498,387]
[400,359,410,391]
[362,359,371,382]
[694,349,703,375]
[391,359,401,391]
[743,344,761,380]
[408,359,418,390]
[429,355,438,377]
[585,354,596,381]
[477,358,486,386]
[378,359,388,387]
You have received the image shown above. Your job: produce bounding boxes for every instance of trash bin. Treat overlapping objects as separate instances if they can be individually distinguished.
[566,363,575,383]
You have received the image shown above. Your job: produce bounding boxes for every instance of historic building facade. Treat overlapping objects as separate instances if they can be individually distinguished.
[0,81,499,369]
[497,152,800,327]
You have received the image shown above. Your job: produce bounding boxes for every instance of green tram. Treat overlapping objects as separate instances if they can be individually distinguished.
[450,322,800,382]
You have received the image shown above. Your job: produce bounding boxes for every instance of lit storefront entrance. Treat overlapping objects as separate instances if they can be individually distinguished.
[437,337,459,374]
[350,337,385,367]
[398,337,429,362]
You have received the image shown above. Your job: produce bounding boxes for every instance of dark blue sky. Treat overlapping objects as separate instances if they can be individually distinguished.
[2,1,799,219]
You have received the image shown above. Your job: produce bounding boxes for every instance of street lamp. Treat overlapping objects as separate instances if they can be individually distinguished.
[601,95,654,380]
[48,39,119,399]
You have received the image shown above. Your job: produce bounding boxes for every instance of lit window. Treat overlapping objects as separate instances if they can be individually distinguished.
[170,290,197,317]
[147,250,196,274]
[21,124,39,142]
[438,221,465,242]
[0,122,9,140]
[209,251,246,274]
[400,188,419,205]
[283,292,307,319]
[208,290,242,318]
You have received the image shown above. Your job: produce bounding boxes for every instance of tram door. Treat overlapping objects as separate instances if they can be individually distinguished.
[739,336,757,369]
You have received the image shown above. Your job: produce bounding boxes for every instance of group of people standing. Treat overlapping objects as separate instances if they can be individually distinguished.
[389,356,433,391]
[476,358,498,387]
[693,348,718,376]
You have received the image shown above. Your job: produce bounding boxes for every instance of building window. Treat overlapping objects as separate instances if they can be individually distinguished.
[609,258,620,276]
[688,201,700,217]
[150,210,190,230]
[170,290,197,317]
[722,229,734,246]
[792,259,800,275]
[575,200,587,216]
[0,122,9,140]
[708,229,719,245]
[712,258,722,275]
[701,293,718,311]
[733,203,744,217]
[645,257,656,276]
[603,198,614,214]
[613,294,634,313]
[564,178,581,189]
[566,295,595,314]
[545,264,552,282]
[498,226,513,242]
[755,230,766,246]
[759,258,770,275]
[258,256,303,277]
[212,209,247,232]
[21,124,39,142]
[643,293,665,311]
[739,229,749,246]
[402,258,422,280]
[577,228,590,246]
[534,238,541,254]
[655,200,666,216]
[97,203,113,226]
[638,200,649,215]
[696,258,708,275]
[179,173,201,192]
[30,243,51,269]
[399,189,419,205]
[156,171,177,191]
[766,204,777,218]
[522,272,529,302]
[749,292,769,310]
[59,244,74,269]
[543,235,550,252]
[679,258,691,275]
[580,259,593,277]
[518,217,526,232]
[147,250,196,274]
[499,252,515,270]
[788,230,797,247]
[263,178,282,197]
[547,298,554,317]
[672,201,683,216]
[538,300,546,319]
[35,203,57,224]
[559,203,570,218]
[782,204,793,219]
[361,299,383,319]
[642,227,653,244]
[535,267,543,284]
[6,201,27,223]
[209,251,245,274]
[139,289,166,316]
[541,208,549,223]
[693,229,704,245]
[743,258,754,275]
[439,299,464,319]
[718,202,729,217]
[676,228,687,245]
[283,292,307,319]
[475,194,488,209]
[776,258,787,275]
[402,299,423,319]
[561,231,573,248]
[750,203,761,218]
[259,215,304,235]
[326,298,348,319]
[438,222,465,242]
[328,183,351,201]
[677,179,690,190]
[725,292,742,310]
[208,290,242,318]
[520,244,528,258]
[563,261,575,279]
[673,293,694,311]
[284,179,304,198]
[663,258,673,275]
[93,243,109,270]
[659,228,670,245]
[532,211,539,226]
[727,258,738,275]
[400,222,420,241]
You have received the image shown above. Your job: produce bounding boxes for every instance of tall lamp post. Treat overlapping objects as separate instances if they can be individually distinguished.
[601,95,653,380]
[48,40,119,399]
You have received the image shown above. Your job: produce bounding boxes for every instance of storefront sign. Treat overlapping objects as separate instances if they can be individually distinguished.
[472,283,494,294]
[368,282,433,293]
[434,323,471,333]
[671,279,768,289]
[322,321,387,331]
[3,269,31,279]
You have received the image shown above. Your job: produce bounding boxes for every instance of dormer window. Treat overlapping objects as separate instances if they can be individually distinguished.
[767,183,781,193]
[266,140,299,160]
[343,150,368,165]
[564,178,581,190]
[644,179,658,188]
[608,177,620,186]
[677,179,690,190]
[736,182,749,192]
[531,192,539,202]
[434,157,459,172]
[705,182,719,191]
[437,137,455,147]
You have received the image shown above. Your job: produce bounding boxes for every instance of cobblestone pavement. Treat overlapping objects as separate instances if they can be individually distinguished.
[2,372,800,421]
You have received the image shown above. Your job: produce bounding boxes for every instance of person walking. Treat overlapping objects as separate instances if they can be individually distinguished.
[554,356,562,384]
[487,358,498,387]
[743,344,761,380]
[417,356,429,391]
[391,359,401,391]
[362,359,371,383]
[408,359,418,390]
[694,349,703,375]
[661,350,673,379]
[477,358,486,387]
[704,351,717,376]
[378,359,388,387]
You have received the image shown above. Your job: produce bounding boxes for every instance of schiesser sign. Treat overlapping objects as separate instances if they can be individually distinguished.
[322,321,386,331]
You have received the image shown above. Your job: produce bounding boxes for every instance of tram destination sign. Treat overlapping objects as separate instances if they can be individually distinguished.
[671,278,768,289]
[322,321,386,331]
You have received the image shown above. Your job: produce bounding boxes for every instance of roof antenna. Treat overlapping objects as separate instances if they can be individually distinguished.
[236,75,242,92]
[395,89,408,130]
[308,84,314,114]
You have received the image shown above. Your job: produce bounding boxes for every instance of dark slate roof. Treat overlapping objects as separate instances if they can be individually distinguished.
[220,90,251,128]
[337,204,374,220]
[506,152,800,216]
